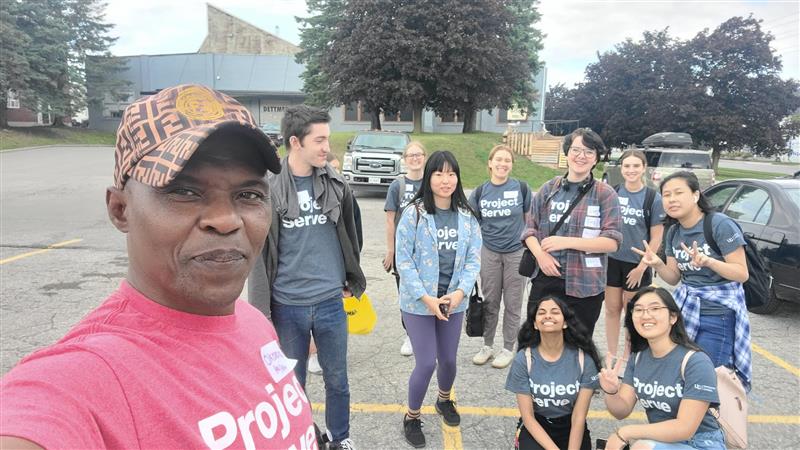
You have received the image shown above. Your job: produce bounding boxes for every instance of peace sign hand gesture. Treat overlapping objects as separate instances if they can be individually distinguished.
[631,240,664,268]
[681,241,712,269]
[598,352,624,395]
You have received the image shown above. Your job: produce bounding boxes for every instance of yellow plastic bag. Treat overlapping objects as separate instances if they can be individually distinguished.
[342,293,377,335]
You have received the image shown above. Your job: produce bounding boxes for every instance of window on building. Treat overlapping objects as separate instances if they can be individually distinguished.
[344,101,372,122]
[7,89,20,109]
[439,110,461,123]
[498,106,528,123]
[102,91,134,119]
[384,106,413,122]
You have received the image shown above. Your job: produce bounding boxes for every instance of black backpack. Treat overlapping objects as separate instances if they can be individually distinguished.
[473,179,530,221]
[613,184,657,235]
[702,213,772,310]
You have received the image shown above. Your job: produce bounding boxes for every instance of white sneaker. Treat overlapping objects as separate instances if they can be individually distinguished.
[472,345,494,365]
[308,354,323,375]
[400,335,413,356]
[491,349,514,369]
[329,437,356,450]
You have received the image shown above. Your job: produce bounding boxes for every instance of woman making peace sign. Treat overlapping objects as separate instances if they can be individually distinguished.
[633,171,751,390]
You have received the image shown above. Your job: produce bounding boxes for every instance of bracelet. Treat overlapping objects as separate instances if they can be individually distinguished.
[615,428,630,445]
[601,386,619,395]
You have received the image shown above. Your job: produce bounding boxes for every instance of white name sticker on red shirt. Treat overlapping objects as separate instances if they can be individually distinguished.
[260,341,297,382]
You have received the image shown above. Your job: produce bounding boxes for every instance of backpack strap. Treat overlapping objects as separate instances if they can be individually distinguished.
[519,179,531,213]
[643,187,656,231]
[703,213,722,256]
[578,348,585,374]
[397,175,406,206]
[474,182,485,221]
[679,350,696,380]
[524,347,534,399]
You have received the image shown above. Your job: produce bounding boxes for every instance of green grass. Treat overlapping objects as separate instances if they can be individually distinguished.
[0,127,115,150]
[716,167,784,181]
[328,131,561,189]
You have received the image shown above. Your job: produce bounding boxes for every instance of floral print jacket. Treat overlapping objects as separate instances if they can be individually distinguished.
[395,202,482,315]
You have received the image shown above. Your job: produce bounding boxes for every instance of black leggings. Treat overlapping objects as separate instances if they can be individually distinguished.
[517,414,591,450]
[527,273,604,338]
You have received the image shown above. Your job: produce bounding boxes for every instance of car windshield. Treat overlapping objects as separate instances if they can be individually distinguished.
[656,152,711,169]
[261,123,280,132]
[783,187,800,210]
[352,134,408,151]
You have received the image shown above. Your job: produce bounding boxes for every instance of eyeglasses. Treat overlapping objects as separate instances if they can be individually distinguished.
[568,147,597,158]
[631,305,669,317]
[405,153,425,159]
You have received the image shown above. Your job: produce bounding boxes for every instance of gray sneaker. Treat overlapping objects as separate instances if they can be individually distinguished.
[328,437,356,450]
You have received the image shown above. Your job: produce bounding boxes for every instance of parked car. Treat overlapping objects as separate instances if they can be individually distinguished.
[341,131,410,191]
[603,148,716,190]
[260,122,283,147]
[704,178,800,313]
[603,132,715,190]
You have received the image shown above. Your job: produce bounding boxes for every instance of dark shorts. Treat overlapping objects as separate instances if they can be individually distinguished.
[606,257,652,292]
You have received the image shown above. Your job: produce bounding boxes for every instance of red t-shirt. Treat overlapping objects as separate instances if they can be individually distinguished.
[1,281,316,449]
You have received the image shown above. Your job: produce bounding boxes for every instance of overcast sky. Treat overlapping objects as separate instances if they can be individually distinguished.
[106,0,799,90]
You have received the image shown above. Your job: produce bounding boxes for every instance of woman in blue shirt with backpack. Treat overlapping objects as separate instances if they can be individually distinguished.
[633,171,751,391]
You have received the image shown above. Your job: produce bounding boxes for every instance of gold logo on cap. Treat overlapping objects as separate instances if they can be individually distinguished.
[176,86,224,120]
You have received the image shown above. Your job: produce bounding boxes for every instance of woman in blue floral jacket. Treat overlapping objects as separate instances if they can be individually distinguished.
[395,150,482,448]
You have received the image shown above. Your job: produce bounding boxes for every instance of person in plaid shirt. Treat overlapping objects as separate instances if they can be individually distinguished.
[522,128,622,337]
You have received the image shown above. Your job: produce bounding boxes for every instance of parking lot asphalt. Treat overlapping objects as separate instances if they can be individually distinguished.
[1,146,798,449]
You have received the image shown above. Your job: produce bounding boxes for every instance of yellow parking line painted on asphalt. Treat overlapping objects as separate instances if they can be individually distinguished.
[0,239,83,265]
[441,389,463,450]
[312,403,799,424]
[752,342,800,378]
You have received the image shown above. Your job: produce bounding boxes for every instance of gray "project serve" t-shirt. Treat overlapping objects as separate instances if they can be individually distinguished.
[505,346,599,418]
[272,175,345,305]
[611,185,665,263]
[623,345,720,434]
[435,208,458,297]
[468,179,530,253]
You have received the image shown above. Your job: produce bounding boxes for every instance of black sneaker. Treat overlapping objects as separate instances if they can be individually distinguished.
[403,416,425,448]
[435,399,460,426]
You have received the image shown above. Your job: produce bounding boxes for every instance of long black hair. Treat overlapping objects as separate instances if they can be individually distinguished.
[624,286,703,354]
[660,170,714,215]
[410,150,477,217]
[518,295,602,371]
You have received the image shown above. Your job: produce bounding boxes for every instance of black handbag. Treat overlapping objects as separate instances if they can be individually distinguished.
[465,283,484,337]
[517,179,592,277]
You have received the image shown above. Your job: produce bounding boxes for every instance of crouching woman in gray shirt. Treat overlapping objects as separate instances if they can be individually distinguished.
[505,295,601,450]
[600,286,723,450]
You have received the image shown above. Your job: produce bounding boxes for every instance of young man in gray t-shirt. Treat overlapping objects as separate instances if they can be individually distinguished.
[249,106,365,450]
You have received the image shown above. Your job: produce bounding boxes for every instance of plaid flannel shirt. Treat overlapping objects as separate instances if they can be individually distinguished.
[673,281,752,391]
[522,176,622,298]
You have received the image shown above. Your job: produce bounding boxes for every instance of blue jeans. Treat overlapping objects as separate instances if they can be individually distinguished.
[694,309,735,368]
[644,429,726,449]
[271,298,350,442]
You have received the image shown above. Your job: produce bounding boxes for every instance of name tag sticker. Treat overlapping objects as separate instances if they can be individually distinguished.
[585,257,602,268]
[405,184,414,192]
[582,228,601,239]
[260,341,296,382]
[584,217,601,228]
[587,205,601,217]
[619,197,629,206]
[504,191,518,199]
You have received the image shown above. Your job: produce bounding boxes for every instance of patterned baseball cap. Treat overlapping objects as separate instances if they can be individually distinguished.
[114,84,281,188]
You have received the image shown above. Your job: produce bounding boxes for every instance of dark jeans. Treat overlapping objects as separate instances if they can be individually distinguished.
[527,273,604,338]
[517,414,591,450]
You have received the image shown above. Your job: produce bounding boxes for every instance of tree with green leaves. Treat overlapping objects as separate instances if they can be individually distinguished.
[0,0,127,128]
[297,0,544,133]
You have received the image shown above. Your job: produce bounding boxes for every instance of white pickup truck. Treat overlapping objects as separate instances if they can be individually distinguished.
[342,131,410,191]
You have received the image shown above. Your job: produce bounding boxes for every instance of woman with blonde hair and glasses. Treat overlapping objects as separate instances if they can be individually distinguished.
[468,144,531,368]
